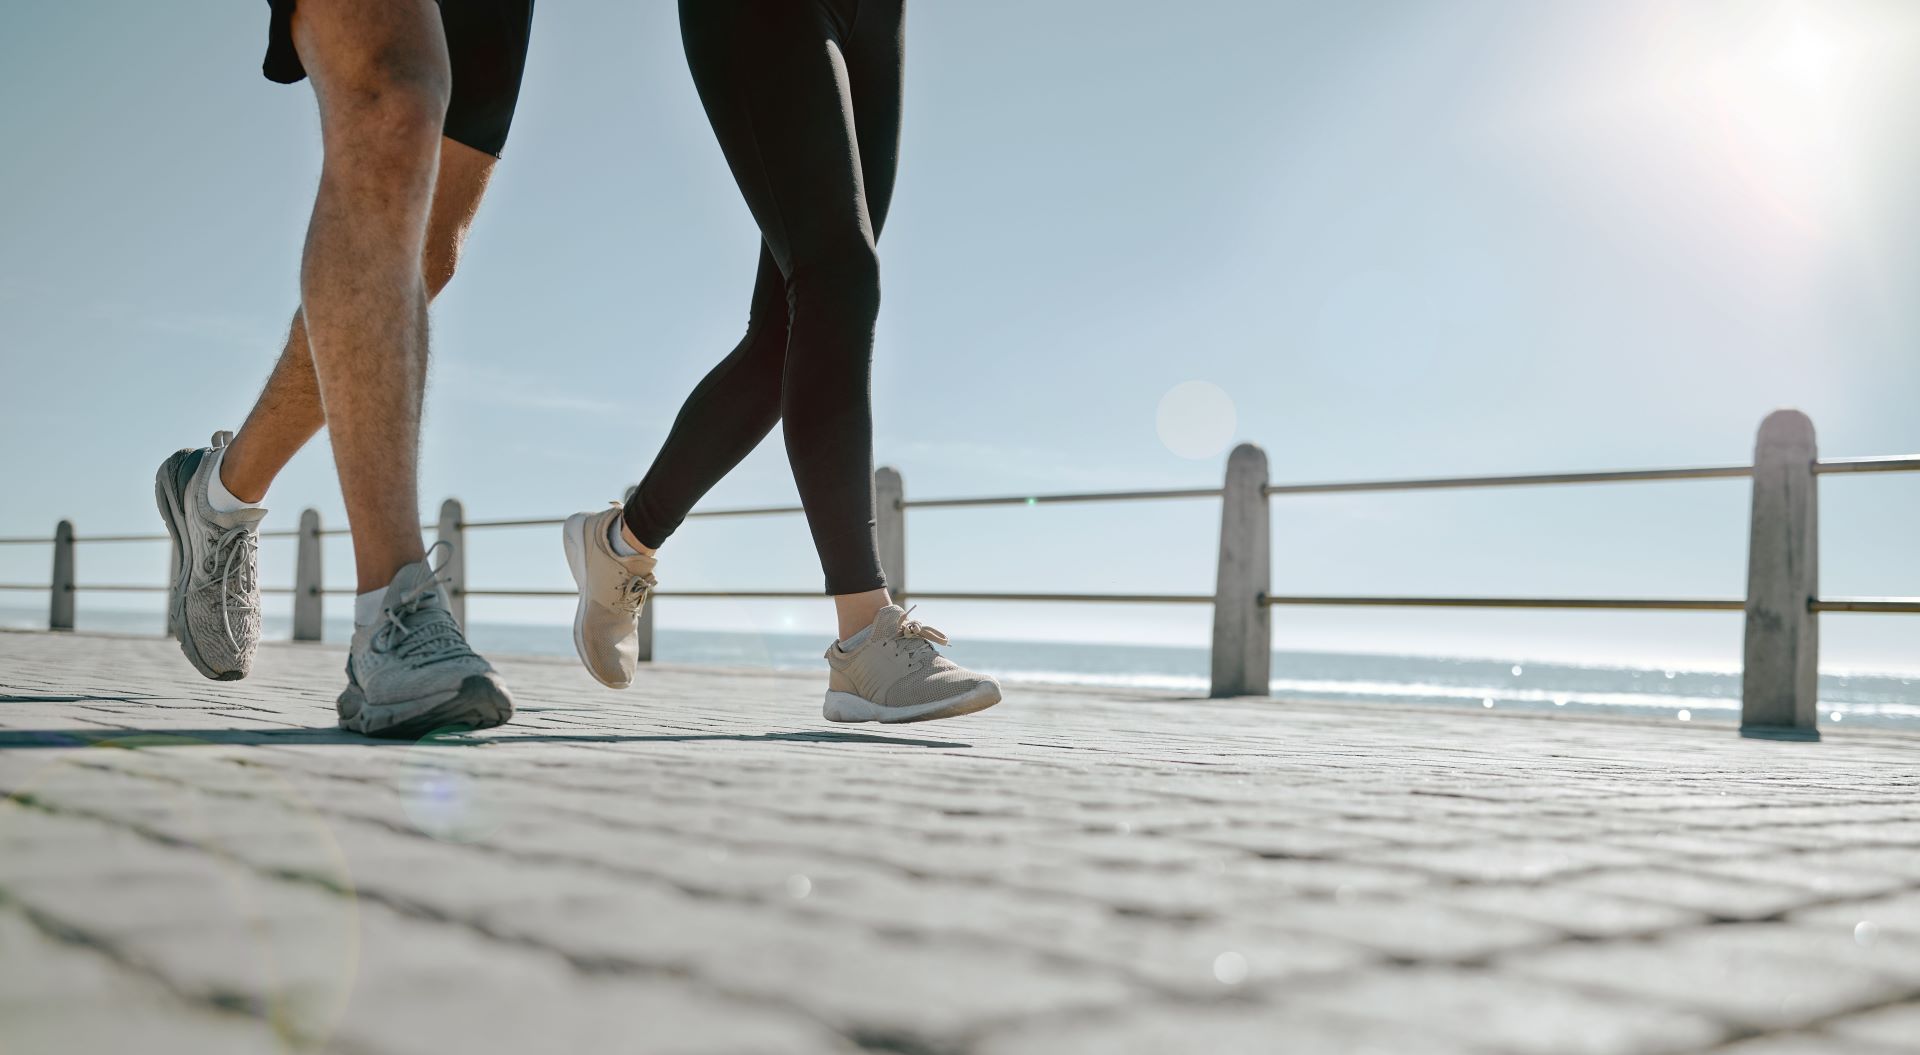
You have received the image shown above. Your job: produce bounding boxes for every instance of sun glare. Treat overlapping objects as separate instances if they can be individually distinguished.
[1685,0,1908,236]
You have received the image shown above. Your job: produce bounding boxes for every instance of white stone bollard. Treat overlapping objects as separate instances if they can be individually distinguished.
[875,467,906,605]
[1210,444,1270,698]
[1740,410,1820,739]
[50,520,74,631]
[436,498,467,630]
[294,508,324,642]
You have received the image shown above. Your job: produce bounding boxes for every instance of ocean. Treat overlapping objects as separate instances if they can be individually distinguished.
[7,605,1918,729]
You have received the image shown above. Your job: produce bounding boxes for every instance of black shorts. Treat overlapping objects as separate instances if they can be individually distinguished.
[263,0,534,158]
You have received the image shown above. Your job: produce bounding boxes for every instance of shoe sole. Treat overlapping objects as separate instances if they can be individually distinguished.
[823,681,1003,724]
[563,512,632,689]
[154,449,242,682]
[338,672,514,740]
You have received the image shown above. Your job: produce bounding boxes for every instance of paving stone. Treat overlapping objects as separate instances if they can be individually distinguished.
[976,1002,1492,1055]
[1251,896,1559,960]
[0,998,285,1055]
[1824,1002,1920,1049]
[1792,892,1920,937]
[1294,965,1726,1054]
[1565,867,1817,920]
[1503,926,1911,1031]
[1407,883,1707,939]
[1348,839,1651,883]
[1709,1033,1914,1055]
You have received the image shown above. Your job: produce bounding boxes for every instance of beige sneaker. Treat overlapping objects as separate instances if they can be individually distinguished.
[823,606,1002,723]
[562,504,657,689]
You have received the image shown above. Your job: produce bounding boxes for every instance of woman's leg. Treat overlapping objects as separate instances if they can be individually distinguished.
[624,0,900,607]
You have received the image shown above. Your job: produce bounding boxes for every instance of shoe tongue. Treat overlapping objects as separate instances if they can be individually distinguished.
[872,605,907,636]
[209,506,268,532]
[382,559,447,613]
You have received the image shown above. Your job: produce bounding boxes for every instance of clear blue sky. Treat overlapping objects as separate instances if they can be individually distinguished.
[4,0,1918,671]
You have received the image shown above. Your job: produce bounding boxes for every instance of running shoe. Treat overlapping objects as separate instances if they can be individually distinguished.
[155,433,264,680]
[337,547,513,738]
[562,504,657,689]
[823,605,1002,723]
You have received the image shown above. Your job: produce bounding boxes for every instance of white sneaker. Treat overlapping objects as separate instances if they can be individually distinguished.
[823,606,1001,724]
[155,433,264,681]
[337,548,513,738]
[562,504,657,689]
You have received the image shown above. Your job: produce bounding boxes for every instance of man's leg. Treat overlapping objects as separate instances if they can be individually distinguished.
[218,139,498,505]
[290,0,446,593]
[291,0,512,737]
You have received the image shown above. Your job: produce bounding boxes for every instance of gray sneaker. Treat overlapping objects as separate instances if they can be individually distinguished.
[823,606,1002,723]
[562,504,657,689]
[155,433,265,681]
[337,548,514,739]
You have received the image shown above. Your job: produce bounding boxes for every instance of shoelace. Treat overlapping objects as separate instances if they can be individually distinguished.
[614,573,653,615]
[193,524,261,651]
[602,502,655,615]
[371,543,478,666]
[894,606,951,655]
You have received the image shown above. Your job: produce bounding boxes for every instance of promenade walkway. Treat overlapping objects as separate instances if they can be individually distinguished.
[1,629,1917,1054]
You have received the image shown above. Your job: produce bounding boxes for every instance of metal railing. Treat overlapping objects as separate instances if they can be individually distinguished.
[5,409,1915,740]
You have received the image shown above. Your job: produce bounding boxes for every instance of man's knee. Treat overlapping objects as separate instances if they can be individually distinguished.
[322,55,450,154]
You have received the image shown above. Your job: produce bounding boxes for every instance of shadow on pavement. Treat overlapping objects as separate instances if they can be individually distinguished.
[0,728,972,750]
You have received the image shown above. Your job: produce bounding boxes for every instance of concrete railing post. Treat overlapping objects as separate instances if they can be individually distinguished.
[435,498,467,630]
[635,591,656,664]
[1741,409,1820,739]
[294,508,324,642]
[875,467,907,605]
[49,520,74,631]
[1210,444,1270,698]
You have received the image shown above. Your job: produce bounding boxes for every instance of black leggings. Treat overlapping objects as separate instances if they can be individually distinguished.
[624,0,904,596]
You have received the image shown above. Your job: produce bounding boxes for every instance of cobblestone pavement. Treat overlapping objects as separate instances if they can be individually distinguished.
[1,630,1917,1054]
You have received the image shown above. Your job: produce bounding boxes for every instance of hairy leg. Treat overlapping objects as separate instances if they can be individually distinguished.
[291,0,449,592]
[221,138,498,506]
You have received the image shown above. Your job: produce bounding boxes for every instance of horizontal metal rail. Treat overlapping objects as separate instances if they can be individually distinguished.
[1263,594,1745,611]
[1815,456,1920,475]
[5,452,1914,548]
[902,487,1223,511]
[1814,598,1920,614]
[910,590,1214,604]
[464,504,808,532]
[464,588,1218,605]
[461,517,566,531]
[464,588,823,600]
[1264,464,1754,496]
[0,583,44,591]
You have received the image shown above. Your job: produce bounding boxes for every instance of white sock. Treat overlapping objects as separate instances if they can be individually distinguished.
[354,589,386,628]
[204,447,263,515]
[608,516,640,557]
[839,625,872,651]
